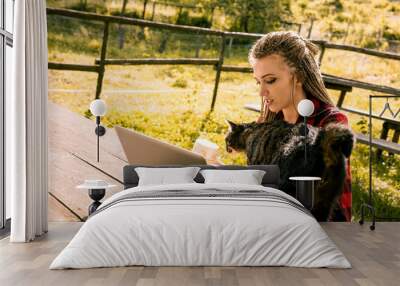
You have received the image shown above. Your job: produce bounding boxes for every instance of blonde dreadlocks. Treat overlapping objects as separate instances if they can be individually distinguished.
[248,31,334,123]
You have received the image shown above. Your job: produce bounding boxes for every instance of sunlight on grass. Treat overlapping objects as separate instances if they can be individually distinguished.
[46,0,400,221]
[48,57,400,221]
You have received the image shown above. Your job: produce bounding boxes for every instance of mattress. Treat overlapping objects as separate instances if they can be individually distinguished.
[50,183,351,269]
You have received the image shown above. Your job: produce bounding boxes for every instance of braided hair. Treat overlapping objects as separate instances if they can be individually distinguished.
[248,31,334,123]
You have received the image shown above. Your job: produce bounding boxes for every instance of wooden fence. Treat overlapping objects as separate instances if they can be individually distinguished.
[47,7,274,109]
[47,8,400,153]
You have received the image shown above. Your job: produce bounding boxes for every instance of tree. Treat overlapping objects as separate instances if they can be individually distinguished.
[80,0,88,10]
[214,0,292,33]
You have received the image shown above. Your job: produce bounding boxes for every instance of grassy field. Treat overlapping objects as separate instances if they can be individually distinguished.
[46,0,400,221]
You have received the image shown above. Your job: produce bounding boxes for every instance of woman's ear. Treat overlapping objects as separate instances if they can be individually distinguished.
[294,74,302,87]
[294,73,303,87]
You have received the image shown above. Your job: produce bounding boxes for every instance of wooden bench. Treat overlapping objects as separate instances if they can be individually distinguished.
[322,75,400,157]
[375,122,400,157]
[355,132,400,155]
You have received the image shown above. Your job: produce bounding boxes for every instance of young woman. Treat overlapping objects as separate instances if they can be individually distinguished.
[249,31,352,221]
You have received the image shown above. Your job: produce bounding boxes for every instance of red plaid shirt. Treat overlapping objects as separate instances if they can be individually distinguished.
[297,97,352,221]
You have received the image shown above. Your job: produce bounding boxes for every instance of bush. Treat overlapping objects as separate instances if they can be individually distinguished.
[328,0,344,12]
[172,78,188,88]
[334,14,349,23]
[360,37,380,49]
[383,27,400,41]
[110,10,141,19]
[66,2,107,14]
[389,5,400,13]
[176,11,212,28]
[326,22,347,41]
[87,39,100,50]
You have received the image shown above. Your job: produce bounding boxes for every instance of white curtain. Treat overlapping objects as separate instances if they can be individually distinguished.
[8,0,48,242]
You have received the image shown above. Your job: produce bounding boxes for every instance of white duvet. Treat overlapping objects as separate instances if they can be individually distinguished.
[50,183,351,269]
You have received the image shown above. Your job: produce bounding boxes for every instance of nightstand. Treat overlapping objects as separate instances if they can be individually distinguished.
[77,180,116,215]
[289,176,321,210]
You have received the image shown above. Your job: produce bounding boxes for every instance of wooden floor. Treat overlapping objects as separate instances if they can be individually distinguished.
[48,102,128,222]
[0,222,399,286]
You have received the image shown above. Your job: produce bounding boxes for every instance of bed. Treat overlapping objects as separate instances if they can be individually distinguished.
[50,165,350,269]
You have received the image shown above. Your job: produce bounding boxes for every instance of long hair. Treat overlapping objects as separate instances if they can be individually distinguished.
[248,31,334,123]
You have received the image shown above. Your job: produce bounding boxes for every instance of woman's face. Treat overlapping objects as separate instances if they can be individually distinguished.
[252,54,295,113]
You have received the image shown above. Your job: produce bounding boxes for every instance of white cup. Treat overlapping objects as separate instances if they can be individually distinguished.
[192,138,219,160]
[84,179,108,187]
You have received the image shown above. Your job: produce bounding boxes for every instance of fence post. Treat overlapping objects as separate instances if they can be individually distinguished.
[227,37,233,58]
[343,21,351,44]
[118,0,128,49]
[95,21,110,100]
[194,32,201,58]
[142,0,148,19]
[151,2,156,21]
[158,31,170,53]
[210,34,226,111]
[318,41,326,67]
[377,121,390,159]
[209,6,215,27]
[336,90,347,107]
[176,7,183,24]
[307,18,314,39]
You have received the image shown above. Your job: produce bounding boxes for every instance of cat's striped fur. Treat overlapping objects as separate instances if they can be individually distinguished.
[225,119,354,221]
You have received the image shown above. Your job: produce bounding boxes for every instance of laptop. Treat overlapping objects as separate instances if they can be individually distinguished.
[114,126,207,165]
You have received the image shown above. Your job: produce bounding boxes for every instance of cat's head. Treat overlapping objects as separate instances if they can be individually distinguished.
[225,120,253,153]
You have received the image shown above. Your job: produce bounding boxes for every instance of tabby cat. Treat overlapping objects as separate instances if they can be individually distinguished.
[225,119,354,221]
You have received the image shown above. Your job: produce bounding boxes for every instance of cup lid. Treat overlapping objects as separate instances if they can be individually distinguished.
[77,179,117,189]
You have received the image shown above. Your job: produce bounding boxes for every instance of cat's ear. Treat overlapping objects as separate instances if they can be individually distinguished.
[226,120,237,131]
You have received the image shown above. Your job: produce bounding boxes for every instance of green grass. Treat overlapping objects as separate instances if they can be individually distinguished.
[46,0,400,221]
[49,60,400,222]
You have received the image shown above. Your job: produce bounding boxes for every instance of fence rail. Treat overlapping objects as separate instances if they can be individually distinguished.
[94,58,220,65]
[47,7,400,125]
[323,42,400,61]
[48,62,99,72]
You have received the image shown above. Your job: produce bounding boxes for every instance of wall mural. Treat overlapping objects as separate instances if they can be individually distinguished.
[46,0,400,224]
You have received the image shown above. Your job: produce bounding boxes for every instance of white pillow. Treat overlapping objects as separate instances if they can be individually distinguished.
[200,169,266,185]
[135,167,201,186]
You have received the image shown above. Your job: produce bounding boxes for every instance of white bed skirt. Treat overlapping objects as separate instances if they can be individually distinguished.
[50,183,351,269]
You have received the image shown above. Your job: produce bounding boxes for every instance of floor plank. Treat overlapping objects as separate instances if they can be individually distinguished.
[0,222,399,286]
[48,194,80,222]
